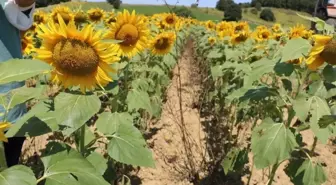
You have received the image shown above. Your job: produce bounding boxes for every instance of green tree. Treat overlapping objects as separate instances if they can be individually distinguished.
[223,2,242,21]
[216,0,234,11]
[260,8,276,22]
[255,2,262,11]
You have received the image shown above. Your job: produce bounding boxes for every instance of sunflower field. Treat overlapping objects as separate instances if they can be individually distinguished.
[1,3,336,185]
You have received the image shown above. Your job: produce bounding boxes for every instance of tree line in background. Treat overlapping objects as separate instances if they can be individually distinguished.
[216,0,316,14]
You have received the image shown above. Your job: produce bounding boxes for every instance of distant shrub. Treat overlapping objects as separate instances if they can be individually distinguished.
[172,6,195,18]
[223,2,242,21]
[243,8,248,13]
[250,8,258,15]
[255,2,262,11]
[260,8,275,22]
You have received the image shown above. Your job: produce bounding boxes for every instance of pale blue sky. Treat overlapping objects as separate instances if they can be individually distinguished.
[87,0,251,8]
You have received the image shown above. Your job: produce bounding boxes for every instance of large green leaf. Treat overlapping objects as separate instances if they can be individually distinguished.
[207,49,222,59]
[96,113,154,167]
[86,152,108,176]
[96,112,133,135]
[127,89,153,115]
[309,96,333,143]
[221,148,248,175]
[0,86,45,111]
[6,101,58,137]
[0,59,50,85]
[54,93,101,136]
[239,87,279,102]
[281,38,312,62]
[42,149,109,185]
[251,118,298,169]
[286,159,327,185]
[292,94,312,122]
[323,65,336,83]
[245,58,276,86]
[0,165,36,185]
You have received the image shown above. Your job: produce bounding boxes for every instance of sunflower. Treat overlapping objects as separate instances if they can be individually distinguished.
[0,122,11,142]
[74,10,88,24]
[288,24,307,39]
[105,10,149,58]
[254,28,272,42]
[216,21,233,32]
[306,35,334,70]
[231,31,249,45]
[150,32,176,55]
[162,13,179,28]
[87,8,105,23]
[21,33,35,55]
[36,14,120,92]
[33,10,47,25]
[272,23,281,33]
[208,37,216,46]
[205,20,216,30]
[273,32,283,41]
[234,21,249,33]
[51,6,73,24]
[218,28,234,40]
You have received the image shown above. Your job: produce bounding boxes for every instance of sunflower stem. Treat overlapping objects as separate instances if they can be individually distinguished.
[79,126,85,156]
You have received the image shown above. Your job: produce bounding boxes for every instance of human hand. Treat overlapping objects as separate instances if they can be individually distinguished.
[15,0,35,8]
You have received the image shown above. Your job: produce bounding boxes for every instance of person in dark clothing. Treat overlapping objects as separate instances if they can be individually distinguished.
[0,0,35,167]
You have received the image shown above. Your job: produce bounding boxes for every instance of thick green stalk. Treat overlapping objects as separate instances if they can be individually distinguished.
[267,163,279,185]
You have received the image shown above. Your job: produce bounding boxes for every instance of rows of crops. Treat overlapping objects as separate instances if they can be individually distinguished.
[0,3,335,185]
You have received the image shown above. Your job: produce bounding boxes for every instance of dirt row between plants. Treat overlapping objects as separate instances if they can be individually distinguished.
[136,40,207,185]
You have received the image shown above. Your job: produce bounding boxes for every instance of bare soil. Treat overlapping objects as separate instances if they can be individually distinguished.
[136,40,207,185]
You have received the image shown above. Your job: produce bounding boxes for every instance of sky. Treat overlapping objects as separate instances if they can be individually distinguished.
[88,0,251,8]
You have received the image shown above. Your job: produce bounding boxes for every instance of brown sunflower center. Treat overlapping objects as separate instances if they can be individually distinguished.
[235,34,248,42]
[262,32,269,39]
[154,37,170,50]
[166,15,175,24]
[53,39,99,76]
[75,12,87,23]
[53,12,71,24]
[107,17,116,24]
[321,40,336,65]
[89,12,103,21]
[115,24,139,46]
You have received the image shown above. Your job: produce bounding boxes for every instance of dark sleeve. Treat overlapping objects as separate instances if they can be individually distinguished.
[22,8,32,18]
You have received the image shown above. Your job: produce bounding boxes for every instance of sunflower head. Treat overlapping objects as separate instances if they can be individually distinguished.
[254,28,272,42]
[33,10,47,24]
[51,6,74,24]
[272,23,281,32]
[21,32,35,55]
[231,31,249,45]
[288,57,303,65]
[234,21,249,33]
[87,8,105,22]
[289,24,307,39]
[36,14,120,92]
[273,33,283,41]
[216,21,233,32]
[205,20,216,30]
[306,35,333,70]
[208,37,216,46]
[105,10,149,58]
[150,32,176,55]
[162,13,178,28]
[74,10,88,24]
